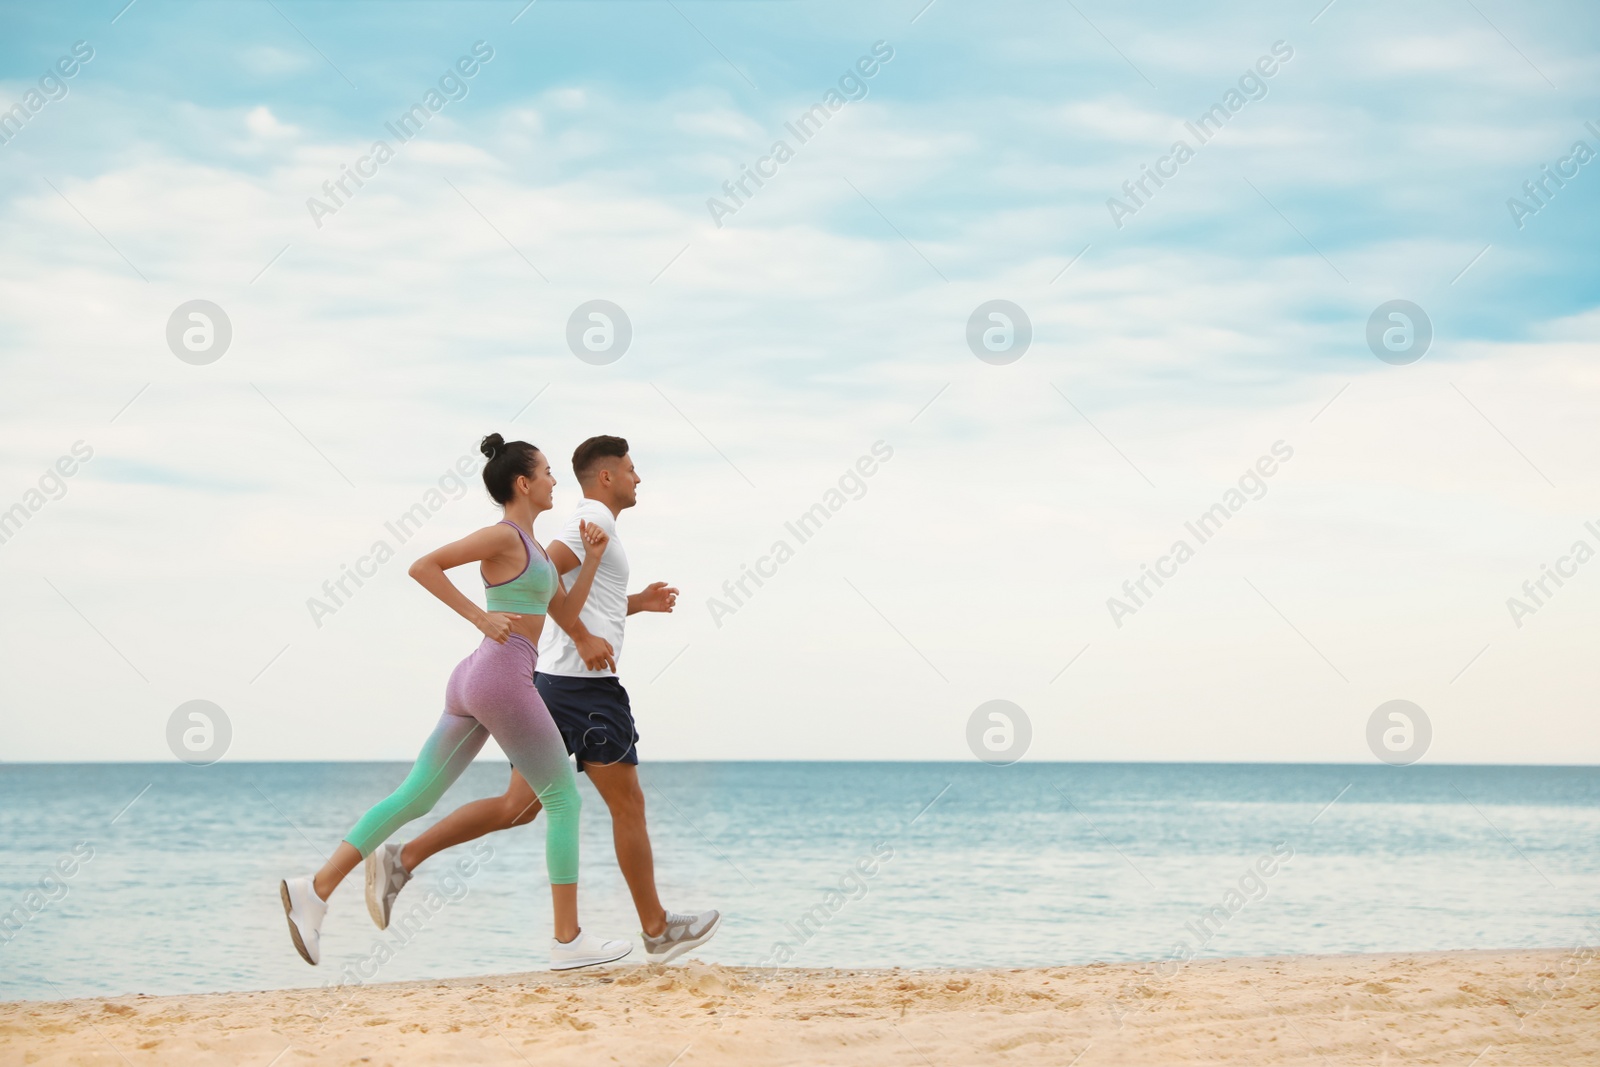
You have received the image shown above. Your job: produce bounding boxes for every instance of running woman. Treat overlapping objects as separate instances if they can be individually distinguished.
[363,436,720,963]
[279,434,633,972]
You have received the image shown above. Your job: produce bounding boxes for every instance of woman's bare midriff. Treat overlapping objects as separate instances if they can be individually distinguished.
[510,615,547,646]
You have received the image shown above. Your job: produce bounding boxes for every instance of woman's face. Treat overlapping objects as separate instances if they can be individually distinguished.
[516,451,556,508]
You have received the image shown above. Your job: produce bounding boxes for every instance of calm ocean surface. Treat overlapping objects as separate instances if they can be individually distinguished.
[1,761,1596,1001]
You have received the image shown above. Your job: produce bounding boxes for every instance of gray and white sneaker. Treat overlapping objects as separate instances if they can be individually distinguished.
[365,842,412,930]
[642,908,721,964]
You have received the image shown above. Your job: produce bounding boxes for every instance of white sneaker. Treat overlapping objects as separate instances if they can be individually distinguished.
[642,909,721,964]
[550,929,632,971]
[280,876,328,966]
[365,843,412,930]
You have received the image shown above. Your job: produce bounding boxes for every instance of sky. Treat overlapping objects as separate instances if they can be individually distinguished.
[0,0,1597,764]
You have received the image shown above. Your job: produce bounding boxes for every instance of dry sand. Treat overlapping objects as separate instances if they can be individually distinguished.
[4,949,1597,1065]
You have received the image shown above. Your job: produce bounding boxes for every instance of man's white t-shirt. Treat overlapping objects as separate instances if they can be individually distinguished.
[537,498,629,677]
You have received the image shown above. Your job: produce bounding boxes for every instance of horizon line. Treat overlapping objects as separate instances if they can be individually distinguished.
[3,758,1598,768]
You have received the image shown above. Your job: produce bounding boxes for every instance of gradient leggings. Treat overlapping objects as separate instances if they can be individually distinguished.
[343,635,580,884]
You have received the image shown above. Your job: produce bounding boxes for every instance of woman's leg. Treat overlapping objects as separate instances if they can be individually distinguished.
[398,770,542,873]
[468,661,584,941]
[312,712,489,900]
[499,735,582,942]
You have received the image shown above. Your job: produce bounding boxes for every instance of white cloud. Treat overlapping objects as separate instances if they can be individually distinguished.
[245,105,298,140]
[673,107,764,140]
[406,139,500,167]
[1056,98,1177,143]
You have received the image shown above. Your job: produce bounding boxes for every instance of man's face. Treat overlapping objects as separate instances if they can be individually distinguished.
[599,453,640,509]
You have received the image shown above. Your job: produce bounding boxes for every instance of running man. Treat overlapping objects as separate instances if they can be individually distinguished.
[364,436,721,963]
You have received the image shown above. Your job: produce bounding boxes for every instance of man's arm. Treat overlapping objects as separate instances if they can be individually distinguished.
[551,536,677,615]
[548,540,582,578]
[628,582,679,615]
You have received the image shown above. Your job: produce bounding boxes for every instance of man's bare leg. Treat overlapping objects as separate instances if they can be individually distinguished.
[381,764,671,939]
[584,761,668,937]
[398,770,542,874]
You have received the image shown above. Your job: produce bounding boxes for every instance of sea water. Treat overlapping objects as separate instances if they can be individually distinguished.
[1,761,1596,1000]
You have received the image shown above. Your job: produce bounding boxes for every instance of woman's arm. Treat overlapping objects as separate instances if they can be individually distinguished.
[545,541,615,671]
[408,524,523,643]
[546,520,609,635]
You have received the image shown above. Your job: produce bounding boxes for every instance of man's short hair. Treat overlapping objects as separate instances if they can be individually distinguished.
[572,435,629,483]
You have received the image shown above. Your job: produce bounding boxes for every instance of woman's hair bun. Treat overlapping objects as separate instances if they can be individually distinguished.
[478,435,541,505]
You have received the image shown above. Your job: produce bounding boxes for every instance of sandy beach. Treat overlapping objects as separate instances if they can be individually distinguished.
[4,949,1595,1065]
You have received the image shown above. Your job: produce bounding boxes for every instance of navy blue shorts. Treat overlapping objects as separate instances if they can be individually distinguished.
[533,672,639,772]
